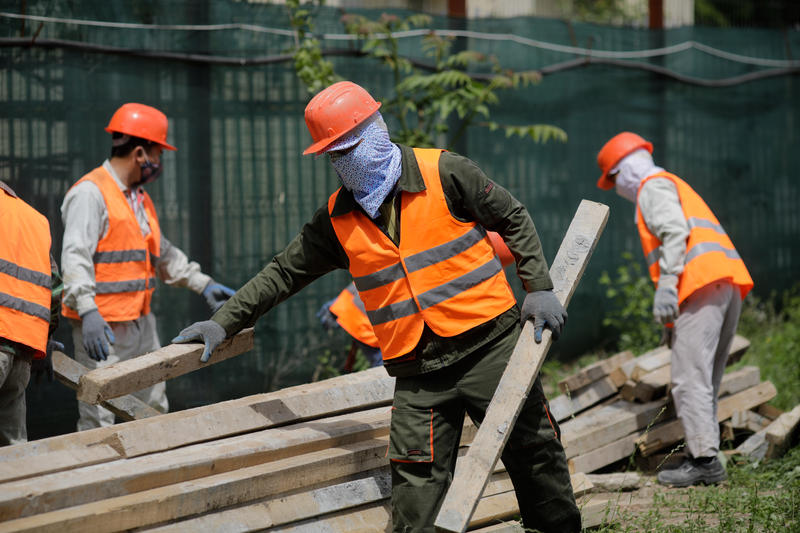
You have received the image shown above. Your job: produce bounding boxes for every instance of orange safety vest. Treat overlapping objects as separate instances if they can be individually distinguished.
[328,148,517,361]
[62,167,161,322]
[0,187,52,358]
[636,172,753,304]
[329,283,380,348]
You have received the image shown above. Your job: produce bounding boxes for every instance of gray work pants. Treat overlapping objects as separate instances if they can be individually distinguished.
[71,312,168,431]
[671,280,742,458]
[0,350,32,446]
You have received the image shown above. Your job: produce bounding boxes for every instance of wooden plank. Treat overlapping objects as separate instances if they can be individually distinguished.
[77,328,256,404]
[568,431,640,474]
[585,472,643,492]
[0,445,120,485]
[434,199,609,533]
[1,365,394,464]
[0,438,391,533]
[629,365,672,403]
[0,407,392,520]
[549,376,621,422]
[561,400,666,459]
[557,350,633,394]
[764,404,800,459]
[757,403,784,421]
[731,409,771,433]
[637,380,777,456]
[52,351,161,421]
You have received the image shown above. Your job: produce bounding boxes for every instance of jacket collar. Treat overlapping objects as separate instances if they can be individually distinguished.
[329,144,426,217]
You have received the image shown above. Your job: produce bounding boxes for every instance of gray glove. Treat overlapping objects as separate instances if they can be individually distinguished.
[31,339,63,384]
[520,289,567,343]
[653,274,679,324]
[171,320,227,363]
[81,309,115,361]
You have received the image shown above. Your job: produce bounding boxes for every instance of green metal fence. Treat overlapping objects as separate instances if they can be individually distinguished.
[1,2,798,439]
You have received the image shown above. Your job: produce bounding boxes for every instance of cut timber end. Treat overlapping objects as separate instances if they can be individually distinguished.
[77,328,255,404]
[434,200,609,533]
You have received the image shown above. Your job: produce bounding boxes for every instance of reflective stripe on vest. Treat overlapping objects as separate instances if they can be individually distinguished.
[0,190,52,357]
[636,172,753,303]
[328,147,516,360]
[62,167,161,322]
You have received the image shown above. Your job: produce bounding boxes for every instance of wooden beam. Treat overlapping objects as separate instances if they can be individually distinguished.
[568,431,641,474]
[0,407,392,520]
[52,351,160,421]
[434,199,609,533]
[2,365,394,465]
[558,350,633,394]
[549,375,620,422]
[76,328,255,404]
[562,400,666,459]
[764,404,800,459]
[0,438,391,532]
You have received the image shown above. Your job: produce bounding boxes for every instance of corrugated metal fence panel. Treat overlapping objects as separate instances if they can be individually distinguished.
[1,1,798,439]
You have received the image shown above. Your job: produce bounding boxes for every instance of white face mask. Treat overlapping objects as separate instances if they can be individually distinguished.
[612,149,662,203]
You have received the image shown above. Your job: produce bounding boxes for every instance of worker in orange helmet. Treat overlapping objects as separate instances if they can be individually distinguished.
[596,132,753,487]
[174,81,580,532]
[60,103,235,430]
[0,181,63,445]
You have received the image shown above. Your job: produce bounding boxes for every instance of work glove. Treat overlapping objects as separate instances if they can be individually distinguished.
[520,289,568,343]
[316,297,340,330]
[202,281,236,314]
[30,339,63,384]
[172,320,227,363]
[653,274,679,325]
[81,309,115,362]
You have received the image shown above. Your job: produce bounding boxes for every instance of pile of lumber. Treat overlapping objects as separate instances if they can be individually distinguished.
[2,331,793,532]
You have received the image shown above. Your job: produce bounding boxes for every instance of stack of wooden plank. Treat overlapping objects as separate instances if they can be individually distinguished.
[0,332,784,532]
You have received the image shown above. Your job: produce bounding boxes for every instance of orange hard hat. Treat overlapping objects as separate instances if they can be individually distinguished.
[303,81,381,156]
[596,132,652,190]
[105,103,177,151]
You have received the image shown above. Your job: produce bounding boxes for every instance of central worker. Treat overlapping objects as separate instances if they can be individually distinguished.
[173,81,581,533]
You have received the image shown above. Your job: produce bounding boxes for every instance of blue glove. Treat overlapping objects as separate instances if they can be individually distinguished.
[172,320,227,363]
[316,297,340,330]
[520,290,568,343]
[31,339,63,384]
[653,274,679,325]
[202,281,236,313]
[81,309,115,361]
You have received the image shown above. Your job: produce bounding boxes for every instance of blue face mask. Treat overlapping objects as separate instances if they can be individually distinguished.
[138,152,162,186]
[326,115,401,219]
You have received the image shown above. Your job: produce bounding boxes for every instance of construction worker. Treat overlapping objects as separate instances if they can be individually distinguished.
[318,233,514,371]
[174,81,581,532]
[0,181,63,446]
[595,132,753,487]
[61,103,235,431]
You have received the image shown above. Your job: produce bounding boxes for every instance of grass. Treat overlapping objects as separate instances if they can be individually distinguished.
[587,446,800,532]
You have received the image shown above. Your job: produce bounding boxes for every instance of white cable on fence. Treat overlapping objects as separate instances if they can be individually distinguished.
[1,11,798,68]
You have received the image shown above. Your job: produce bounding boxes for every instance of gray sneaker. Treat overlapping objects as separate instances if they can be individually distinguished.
[657,456,727,487]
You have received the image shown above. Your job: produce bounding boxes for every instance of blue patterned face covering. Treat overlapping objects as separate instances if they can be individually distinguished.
[326,113,402,219]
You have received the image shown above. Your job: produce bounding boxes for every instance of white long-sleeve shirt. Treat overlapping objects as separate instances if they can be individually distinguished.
[61,160,211,317]
[637,176,690,279]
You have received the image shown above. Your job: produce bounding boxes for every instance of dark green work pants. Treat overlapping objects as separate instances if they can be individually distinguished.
[389,323,581,533]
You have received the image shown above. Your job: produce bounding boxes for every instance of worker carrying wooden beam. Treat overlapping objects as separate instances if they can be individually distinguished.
[173,80,581,532]
[595,131,754,487]
[60,103,236,431]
